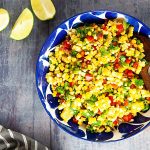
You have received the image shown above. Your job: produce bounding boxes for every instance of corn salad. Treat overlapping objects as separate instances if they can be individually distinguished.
[46,19,150,133]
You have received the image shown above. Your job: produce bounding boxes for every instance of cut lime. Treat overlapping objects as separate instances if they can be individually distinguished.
[10,8,34,40]
[31,0,56,21]
[0,8,9,32]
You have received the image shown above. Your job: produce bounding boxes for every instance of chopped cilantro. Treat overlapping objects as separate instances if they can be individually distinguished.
[104,63,111,67]
[98,67,102,75]
[56,86,65,94]
[70,108,79,115]
[100,47,109,56]
[123,20,130,30]
[134,79,144,86]
[90,95,98,102]
[71,50,78,56]
[142,103,149,112]
[92,121,101,127]
[64,82,69,89]
[136,39,141,45]
[106,121,113,126]
[82,110,94,118]
[120,55,126,62]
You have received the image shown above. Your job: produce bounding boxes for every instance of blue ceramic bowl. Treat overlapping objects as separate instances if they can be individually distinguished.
[36,10,150,142]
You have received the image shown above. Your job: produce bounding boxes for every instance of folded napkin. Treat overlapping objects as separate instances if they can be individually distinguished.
[0,125,49,150]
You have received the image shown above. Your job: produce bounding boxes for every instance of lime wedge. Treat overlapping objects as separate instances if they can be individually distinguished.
[10,8,34,40]
[0,8,9,32]
[31,0,56,21]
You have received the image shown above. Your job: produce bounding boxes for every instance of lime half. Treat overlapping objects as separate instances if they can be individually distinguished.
[0,8,9,32]
[10,8,34,40]
[31,0,56,21]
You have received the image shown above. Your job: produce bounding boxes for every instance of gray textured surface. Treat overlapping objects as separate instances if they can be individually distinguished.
[0,0,150,150]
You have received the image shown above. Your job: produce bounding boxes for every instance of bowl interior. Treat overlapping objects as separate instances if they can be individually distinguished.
[36,10,150,142]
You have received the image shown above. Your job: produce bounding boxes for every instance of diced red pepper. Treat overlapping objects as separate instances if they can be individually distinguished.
[127,70,134,78]
[105,92,109,97]
[115,59,119,63]
[80,50,85,57]
[108,96,116,106]
[133,62,138,69]
[111,84,118,89]
[146,97,150,101]
[124,69,134,78]
[114,63,120,70]
[127,113,134,121]
[122,113,133,122]
[56,93,61,97]
[113,41,117,46]
[104,19,108,25]
[60,99,65,104]
[80,57,85,62]
[97,33,103,39]
[72,117,78,124]
[125,58,131,64]
[86,87,91,92]
[102,24,107,31]
[117,24,124,33]
[76,94,82,99]
[124,69,129,74]
[130,84,136,89]
[108,96,113,101]
[63,40,71,49]
[85,73,93,81]
[86,36,94,42]
[97,109,102,115]
[118,51,126,58]
[81,62,86,68]
[124,100,129,106]
[116,101,121,106]
[113,119,119,126]
[69,82,74,87]
[86,60,91,65]
[92,45,97,50]
[102,79,107,84]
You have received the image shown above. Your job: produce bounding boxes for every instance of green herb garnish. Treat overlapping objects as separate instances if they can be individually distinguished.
[134,79,144,86]
[56,86,65,94]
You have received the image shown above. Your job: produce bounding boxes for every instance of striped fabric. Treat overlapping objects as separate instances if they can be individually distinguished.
[0,125,49,150]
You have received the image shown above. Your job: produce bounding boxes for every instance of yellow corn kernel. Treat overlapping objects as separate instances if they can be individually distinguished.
[50,64,55,71]
[72,45,81,52]
[78,80,82,84]
[62,73,69,80]
[61,108,74,122]
[134,50,140,57]
[52,91,57,97]
[86,55,92,60]
[77,41,83,47]
[69,87,73,92]
[68,78,72,82]
[131,39,136,44]
[128,26,134,38]
[60,66,65,71]
[61,82,64,86]
[88,31,92,36]
[131,102,144,115]
[137,43,144,51]
[133,44,137,48]
[49,52,53,57]
[88,118,96,124]
[105,126,111,132]
[72,57,77,62]
[76,53,82,58]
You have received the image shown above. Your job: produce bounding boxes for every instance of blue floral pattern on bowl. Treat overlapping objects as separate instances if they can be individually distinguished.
[36,10,150,142]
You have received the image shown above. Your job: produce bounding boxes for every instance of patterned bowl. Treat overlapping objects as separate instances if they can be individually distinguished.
[36,10,150,142]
